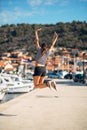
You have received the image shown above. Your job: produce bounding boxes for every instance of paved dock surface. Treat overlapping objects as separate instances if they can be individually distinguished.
[0,79,87,130]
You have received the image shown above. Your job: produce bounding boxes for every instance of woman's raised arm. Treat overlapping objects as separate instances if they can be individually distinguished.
[35,28,42,49]
[49,32,58,51]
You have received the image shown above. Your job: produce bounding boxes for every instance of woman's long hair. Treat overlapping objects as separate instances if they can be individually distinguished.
[41,43,47,56]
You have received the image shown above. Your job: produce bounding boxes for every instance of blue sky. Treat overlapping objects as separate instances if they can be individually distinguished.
[0,0,87,25]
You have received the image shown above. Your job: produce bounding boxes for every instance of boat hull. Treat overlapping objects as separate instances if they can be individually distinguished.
[0,89,6,101]
[7,83,34,93]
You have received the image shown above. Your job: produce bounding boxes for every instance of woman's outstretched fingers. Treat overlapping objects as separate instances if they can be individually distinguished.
[54,32,58,38]
[36,28,42,32]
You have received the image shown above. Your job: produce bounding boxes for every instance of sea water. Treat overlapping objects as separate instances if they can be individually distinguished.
[0,93,23,104]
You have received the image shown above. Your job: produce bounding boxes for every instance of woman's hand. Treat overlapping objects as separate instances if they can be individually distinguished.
[36,28,42,32]
[54,32,58,39]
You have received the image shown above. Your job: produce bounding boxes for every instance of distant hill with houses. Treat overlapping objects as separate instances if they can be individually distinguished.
[0,21,87,58]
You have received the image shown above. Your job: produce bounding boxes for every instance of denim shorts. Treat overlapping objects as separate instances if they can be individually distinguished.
[33,66,46,76]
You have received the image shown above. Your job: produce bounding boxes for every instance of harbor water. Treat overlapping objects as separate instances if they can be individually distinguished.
[0,93,23,104]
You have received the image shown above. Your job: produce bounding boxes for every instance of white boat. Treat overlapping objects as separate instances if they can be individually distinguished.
[0,74,34,93]
[0,83,7,101]
[0,90,5,101]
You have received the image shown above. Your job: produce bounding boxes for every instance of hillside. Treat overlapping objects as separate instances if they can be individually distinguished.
[0,21,87,57]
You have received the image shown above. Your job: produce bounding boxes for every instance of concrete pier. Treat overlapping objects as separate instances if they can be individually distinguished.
[0,79,87,130]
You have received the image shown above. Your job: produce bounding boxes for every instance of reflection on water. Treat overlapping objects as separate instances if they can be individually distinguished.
[0,93,23,104]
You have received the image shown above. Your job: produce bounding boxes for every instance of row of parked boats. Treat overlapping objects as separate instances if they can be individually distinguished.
[0,73,34,101]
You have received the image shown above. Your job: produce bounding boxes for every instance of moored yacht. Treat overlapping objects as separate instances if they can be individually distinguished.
[0,74,34,93]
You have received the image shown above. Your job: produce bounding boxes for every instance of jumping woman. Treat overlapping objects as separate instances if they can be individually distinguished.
[33,28,58,90]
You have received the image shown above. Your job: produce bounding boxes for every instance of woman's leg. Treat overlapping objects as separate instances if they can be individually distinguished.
[33,76,40,88]
[39,76,45,84]
[33,76,48,89]
[33,66,49,89]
